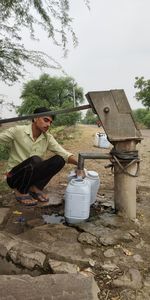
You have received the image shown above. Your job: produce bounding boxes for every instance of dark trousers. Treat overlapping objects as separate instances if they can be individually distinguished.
[7,155,65,194]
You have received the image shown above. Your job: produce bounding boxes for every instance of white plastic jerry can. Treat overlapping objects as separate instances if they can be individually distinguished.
[67,169,87,182]
[67,170,76,182]
[64,178,91,224]
[94,132,100,147]
[99,133,110,148]
[86,170,100,205]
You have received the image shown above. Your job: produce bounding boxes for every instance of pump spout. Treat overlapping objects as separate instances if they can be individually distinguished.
[77,152,111,170]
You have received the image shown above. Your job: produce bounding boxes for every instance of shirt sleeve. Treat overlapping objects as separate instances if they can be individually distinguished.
[47,134,73,162]
[0,126,16,144]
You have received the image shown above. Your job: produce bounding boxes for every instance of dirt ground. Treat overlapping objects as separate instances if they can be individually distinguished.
[50,124,150,190]
[0,124,150,299]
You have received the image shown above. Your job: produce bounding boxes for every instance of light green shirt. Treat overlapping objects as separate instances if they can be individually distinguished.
[0,124,72,171]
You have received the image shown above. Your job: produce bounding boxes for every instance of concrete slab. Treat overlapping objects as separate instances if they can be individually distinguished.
[0,273,100,300]
[19,224,91,265]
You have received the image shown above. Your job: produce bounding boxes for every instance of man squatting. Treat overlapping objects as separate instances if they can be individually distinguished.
[0,107,80,206]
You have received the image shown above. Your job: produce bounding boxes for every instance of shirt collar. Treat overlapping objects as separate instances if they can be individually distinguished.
[24,123,46,141]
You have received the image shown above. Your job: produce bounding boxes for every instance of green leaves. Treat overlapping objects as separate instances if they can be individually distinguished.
[134,76,150,109]
[133,108,150,129]
[0,0,87,84]
[82,108,97,125]
[17,74,84,125]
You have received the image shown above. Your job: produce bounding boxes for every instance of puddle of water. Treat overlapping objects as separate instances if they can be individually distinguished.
[42,213,65,224]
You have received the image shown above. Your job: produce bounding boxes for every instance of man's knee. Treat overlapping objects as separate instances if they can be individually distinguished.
[53,155,65,168]
[30,155,42,164]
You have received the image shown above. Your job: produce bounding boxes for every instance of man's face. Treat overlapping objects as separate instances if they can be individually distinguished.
[34,116,53,133]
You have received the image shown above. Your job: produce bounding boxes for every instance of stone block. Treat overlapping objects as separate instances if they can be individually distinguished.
[0,273,100,300]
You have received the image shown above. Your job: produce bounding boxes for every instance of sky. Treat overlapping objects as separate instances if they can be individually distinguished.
[1,0,150,118]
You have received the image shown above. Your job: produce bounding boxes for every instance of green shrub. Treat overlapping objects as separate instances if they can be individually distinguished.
[81,108,97,125]
[143,111,150,128]
[0,144,10,160]
[133,108,150,128]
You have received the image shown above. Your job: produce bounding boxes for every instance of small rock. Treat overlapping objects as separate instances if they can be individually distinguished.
[99,236,116,246]
[113,268,143,290]
[9,245,46,270]
[83,248,96,256]
[101,263,119,272]
[89,259,96,267]
[104,249,116,258]
[78,232,97,246]
[133,254,143,263]
[49,259,79,274]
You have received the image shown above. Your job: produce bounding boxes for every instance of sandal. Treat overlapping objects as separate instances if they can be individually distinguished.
[30,191,49,203]
[15,195,38,206]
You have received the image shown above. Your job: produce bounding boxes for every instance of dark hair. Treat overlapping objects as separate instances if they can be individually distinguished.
[32,107,55,122]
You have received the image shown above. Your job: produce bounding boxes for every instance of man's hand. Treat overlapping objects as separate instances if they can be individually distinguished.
[68,155,78,165]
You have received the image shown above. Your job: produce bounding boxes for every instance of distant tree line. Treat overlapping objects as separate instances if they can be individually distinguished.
[17,73,84,126]
[133,109,150,128]
[16,75,150,128]
[134,77,150,128]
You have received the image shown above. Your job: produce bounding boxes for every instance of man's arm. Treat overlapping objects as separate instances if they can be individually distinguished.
[47,135,85,177]
[0,125,15,144]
